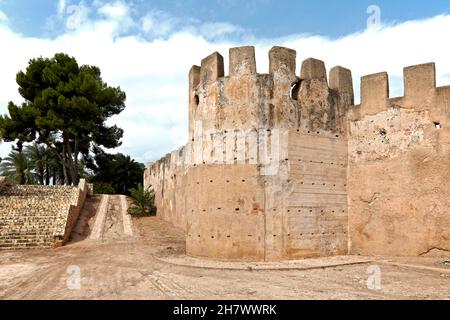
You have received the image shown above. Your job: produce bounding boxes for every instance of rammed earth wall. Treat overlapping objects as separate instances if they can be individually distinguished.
[145,46,450,261]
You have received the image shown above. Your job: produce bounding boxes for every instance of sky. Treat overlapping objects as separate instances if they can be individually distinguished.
[0,0,450,163]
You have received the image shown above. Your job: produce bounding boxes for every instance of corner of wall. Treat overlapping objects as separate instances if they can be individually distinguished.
[200,52,224,85]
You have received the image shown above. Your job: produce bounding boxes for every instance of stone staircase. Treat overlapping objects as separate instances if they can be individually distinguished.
[0,180,90,249]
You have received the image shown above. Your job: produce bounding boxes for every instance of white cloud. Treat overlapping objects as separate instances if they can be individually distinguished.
[0,10,8,23]
[186,21,245,39]
[141,10,178,37]
[1,2,450,164]
[97,0,135,32]
[140,10,245,40]
[57,0,67,16]
[98,1,127,18]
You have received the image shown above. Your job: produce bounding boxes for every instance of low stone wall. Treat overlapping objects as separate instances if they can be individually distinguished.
[0,179,90,249]
[53,179,90,245]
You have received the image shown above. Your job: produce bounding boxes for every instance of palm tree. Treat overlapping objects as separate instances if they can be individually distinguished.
[92,153,144,195]
[128,184,157,216]
[25,143,62,185]
[25,143,46,185]
[111,154,145,195]
[0,150,34,184]
[43,146,62,185]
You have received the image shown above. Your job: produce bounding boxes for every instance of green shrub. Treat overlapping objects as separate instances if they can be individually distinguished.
[127,184,157,216]
[93,182,116,194]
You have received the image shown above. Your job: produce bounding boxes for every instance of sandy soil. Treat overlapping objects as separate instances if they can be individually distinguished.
[0,195,449,300]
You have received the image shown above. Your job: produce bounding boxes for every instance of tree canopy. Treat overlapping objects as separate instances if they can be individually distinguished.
[89,148,145,195]
[0,53,126,185]
[0,149,33,185]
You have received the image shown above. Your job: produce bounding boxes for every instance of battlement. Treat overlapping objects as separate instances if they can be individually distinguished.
[200,52,224,84]
[360,72,389,116]
[330,66,354,98]
[190,45,353,92]
[300,58,327,82]
[230,46,257,77]
[145,45,450,262]
[269,46,297,78]
[404,62,436,101]
[358,62,446,117]
[188,46,354,141]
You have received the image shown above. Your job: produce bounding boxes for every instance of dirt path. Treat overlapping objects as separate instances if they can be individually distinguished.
[0,195,449,300]
[81,195,135,243]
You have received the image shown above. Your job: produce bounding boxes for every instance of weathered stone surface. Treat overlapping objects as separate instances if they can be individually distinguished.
[0,179,90,249]
[329,66,354,96]
[348,96,450,256]
[145,46,450,261]
[200,52,224,84]
[146,47,351,261]
[403,62,436,106]
[360,72,389,116]
[300,58,327,82]
[229,46,256,77]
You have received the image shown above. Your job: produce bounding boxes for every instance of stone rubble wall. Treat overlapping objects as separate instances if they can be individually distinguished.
[0,179,90,249]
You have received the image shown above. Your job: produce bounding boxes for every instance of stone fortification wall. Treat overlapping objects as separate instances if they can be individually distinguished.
[146,46,351,261]
[348,63,450,256]
[146,46,450,260]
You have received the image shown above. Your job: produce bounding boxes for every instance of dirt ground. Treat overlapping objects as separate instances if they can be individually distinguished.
[0,195,449,300]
